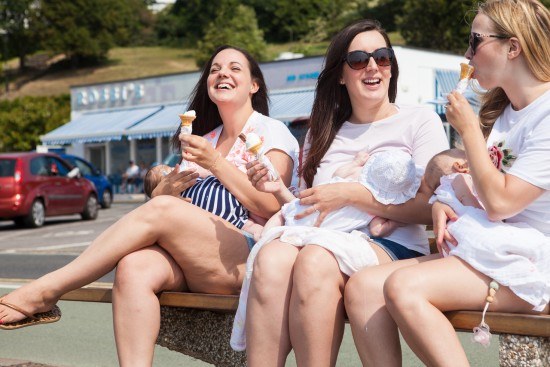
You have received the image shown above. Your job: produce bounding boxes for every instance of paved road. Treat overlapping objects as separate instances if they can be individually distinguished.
[0,200,499,366]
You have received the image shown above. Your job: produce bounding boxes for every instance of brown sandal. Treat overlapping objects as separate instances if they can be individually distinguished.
[0,299,61,330]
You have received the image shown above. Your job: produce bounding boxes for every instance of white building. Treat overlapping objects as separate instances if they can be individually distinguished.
[40,46,470,179]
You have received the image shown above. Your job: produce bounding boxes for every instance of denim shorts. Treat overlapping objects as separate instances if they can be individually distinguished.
[242,231,256,251]
[369,237,424,261]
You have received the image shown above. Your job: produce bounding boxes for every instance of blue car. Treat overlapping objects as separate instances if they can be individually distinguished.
[60,154,113,209]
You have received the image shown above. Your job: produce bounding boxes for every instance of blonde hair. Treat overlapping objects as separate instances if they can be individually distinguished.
[477,0,550,138]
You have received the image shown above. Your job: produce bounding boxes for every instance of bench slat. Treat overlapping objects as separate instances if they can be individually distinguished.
[445,310,550,337]
[61,288,549,337]
[61,288,238,311]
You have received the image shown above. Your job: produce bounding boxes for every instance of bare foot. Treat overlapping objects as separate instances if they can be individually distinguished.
[0,284,58,324]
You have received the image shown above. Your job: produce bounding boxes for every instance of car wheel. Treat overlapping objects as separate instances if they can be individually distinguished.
[23,199,46,228]
[101,189,112,209]
[81,194,99,220]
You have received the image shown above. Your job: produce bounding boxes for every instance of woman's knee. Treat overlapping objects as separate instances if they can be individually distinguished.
[253,245,295,285]
[383,268,423,312]
[114,249,179,293]
[292,247,343,297]
[142,195,189,222]
[344,269,385,311]
[251,244,297,300]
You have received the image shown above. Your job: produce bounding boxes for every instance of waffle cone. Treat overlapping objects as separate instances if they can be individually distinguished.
[179,114,196,127]
[459,63,474,80]
[247,143,262,154]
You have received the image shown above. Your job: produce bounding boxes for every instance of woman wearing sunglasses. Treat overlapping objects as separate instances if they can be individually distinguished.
[351,0,550,366]
[244,19,448,366]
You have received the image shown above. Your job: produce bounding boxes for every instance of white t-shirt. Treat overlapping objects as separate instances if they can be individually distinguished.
[204,111,299,174]
[302,104,449,254]
[486,88,550,235]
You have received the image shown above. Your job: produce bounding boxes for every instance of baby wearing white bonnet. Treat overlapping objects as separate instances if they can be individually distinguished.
[283,149,423,235]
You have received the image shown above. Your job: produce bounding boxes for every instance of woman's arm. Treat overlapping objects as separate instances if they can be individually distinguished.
[181,134,293,218]
[446,92,545,220]
[296,181,433,226]
[211,149,295,218]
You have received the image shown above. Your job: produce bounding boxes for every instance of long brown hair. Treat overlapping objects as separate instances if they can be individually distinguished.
[300,19,399,187]
[171,45,269,150]
[477,0,550,138]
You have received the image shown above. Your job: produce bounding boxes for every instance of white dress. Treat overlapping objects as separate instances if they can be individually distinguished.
[433,174,550,311]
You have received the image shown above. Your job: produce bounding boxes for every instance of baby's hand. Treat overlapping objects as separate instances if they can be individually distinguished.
[353,150,370,166]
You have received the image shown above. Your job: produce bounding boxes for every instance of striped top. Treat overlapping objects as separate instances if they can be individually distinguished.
[181,111,299,229]
[182,175,248,229]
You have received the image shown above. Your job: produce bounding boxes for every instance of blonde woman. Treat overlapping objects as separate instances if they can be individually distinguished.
[351,1,550,365]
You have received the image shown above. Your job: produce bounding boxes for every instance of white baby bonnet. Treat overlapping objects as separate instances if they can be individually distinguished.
[360,150,423,205]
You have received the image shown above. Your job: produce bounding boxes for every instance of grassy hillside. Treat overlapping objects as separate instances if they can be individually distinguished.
[1,33,403,100]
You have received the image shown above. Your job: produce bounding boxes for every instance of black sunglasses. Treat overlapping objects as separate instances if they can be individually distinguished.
[469,32,509,55]
[344,48,394,70]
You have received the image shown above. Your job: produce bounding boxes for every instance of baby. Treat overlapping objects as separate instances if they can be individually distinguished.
[426,148,550,320]
[143,162,265,238]
[259,149,423,240]
[143,164,174,198]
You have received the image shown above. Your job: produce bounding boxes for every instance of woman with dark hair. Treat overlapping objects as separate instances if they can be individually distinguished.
[244,20,448,366]
[0,45,299,366]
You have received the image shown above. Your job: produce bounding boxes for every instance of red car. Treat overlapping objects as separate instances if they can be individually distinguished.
[0,152,99,228]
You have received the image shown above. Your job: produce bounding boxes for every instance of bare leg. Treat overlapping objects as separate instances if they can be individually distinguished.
[113,246,186,367]
[246,240,299,367]
[0,195,249,323]
[289,245,347,367]
[384,256,547,367]
[345,245,429,366]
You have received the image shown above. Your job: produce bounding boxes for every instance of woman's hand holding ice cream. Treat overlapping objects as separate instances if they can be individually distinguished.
[445,63,479,136]
[178,110,196,171]
[180,134,222,173]
[243,132,280,181]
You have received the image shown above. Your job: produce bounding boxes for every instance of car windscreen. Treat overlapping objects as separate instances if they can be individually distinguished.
[0,159,16,177]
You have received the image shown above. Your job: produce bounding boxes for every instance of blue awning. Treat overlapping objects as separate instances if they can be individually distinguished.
[126,103,189,140]
[269,88,315,122]
[431,69,480,114]
[41,106,162,145]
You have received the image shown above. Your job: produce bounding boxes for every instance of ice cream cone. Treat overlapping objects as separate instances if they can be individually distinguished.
[459,63,474,80]
[179,110,196,127]
[245,133,263,155]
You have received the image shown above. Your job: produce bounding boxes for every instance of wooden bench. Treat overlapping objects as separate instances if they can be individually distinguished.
[60,286,550,367]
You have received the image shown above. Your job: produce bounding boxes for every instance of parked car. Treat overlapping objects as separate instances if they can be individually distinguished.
[163,152,182,167]
[60,154,113,208]
[0,152,98,228]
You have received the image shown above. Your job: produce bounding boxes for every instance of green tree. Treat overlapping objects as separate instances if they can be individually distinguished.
[358,0,404,32]
[397,0,476,54]
[0,0,38,69]
[195,4,266,67]
[34,0,150,66]
[246,0,342,43]
[154,0,220,47]
[0,95,70,152]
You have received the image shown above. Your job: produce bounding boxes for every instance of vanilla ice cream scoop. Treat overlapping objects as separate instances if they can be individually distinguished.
[243,132,279,181]
[245,133,263,154]
[179,110,196,127]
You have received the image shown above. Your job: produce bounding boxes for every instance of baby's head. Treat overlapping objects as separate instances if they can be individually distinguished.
[423,148,468,192]
[144,164,173,198]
